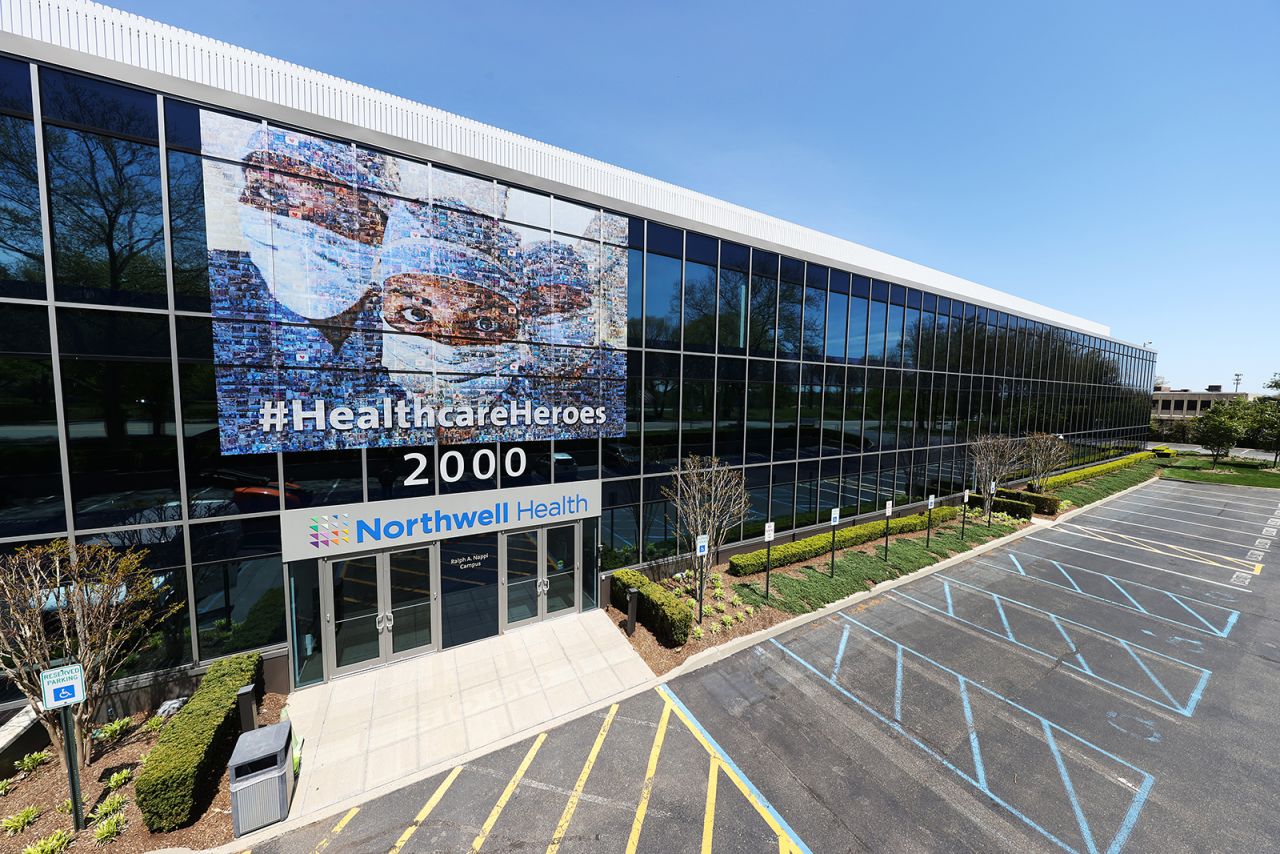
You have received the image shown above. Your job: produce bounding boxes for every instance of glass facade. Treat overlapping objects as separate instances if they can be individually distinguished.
[0,55,1156,696]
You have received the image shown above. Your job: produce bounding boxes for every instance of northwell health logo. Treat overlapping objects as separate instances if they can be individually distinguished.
[309,514,352,548]
[308,494,591,549]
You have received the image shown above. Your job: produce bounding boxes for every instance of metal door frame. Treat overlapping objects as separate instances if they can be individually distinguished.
[499,521,582,632]
[320,543,441,680]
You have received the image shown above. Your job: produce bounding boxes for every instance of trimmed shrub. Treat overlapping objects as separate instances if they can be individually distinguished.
[966,493,1034,519]
[610,569,693,647]
[728,506,960,576]
[1042,452,1155,491]
[1151,446,1177,458]
[997,487,1061,516]
[135,652,262,832]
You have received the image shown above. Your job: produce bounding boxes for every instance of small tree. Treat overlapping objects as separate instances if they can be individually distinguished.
[661,455,750,623]
[1267,373,1280,392]
[968,434,1026,513]
[1193,399,1247,466]
[0,540,179,775]
[1024,432,1071,492]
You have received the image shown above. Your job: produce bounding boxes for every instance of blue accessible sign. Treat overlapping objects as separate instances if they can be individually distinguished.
[40,664,85,711]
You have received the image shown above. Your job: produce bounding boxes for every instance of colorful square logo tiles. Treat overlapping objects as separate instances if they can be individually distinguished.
[309,513,351,548]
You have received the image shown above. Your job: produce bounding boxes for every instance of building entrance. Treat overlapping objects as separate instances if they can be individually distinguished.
[318,521,582,680]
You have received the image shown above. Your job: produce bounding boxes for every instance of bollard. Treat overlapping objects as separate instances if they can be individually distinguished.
[626,587,639,637]
[236,683,257,733]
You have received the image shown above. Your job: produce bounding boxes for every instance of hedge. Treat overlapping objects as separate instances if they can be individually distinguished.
[610,569,694,647]
[136,652,262,832]
[1042,452,1155,491]
[997,487,1061,516]
[727,506,960,576]
[966,493,1035,519]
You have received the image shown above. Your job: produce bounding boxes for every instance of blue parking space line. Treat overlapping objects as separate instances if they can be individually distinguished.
[1119,640,1182,711]
[657,685,815,854]
[1049,614,1092,674]
[889,577,1210,717]
[775,615,1155,854]
[832,624,850,679]
[945,582,956,616]
[957,677,987,789]
[1042,719,1100,854]
[975,552,1239,638]
[894,645,904,721]
[993,596,1016,640]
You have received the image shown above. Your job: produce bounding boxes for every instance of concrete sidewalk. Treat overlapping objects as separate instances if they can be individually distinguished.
[282,609,653,817]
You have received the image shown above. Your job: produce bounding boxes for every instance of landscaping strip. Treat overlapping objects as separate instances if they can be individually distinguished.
[1159,455,1280,489]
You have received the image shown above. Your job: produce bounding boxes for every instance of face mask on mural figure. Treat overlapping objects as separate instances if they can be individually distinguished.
[240,205,376,320]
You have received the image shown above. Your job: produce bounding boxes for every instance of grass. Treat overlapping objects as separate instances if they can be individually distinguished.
[1051,459,1165,508]
[1159,455,1280,489]
[734,518,1020,615]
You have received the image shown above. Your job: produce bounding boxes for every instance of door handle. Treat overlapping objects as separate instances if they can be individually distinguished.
[375,614,386,631]
[385,611,395,629]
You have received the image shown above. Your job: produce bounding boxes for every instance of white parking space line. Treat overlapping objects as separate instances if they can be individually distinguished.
[1137,490,1279,520]
[1054,522,1261,574]
[1114,495,1277,523]
[1078,512,1261,551]
[1093,502,1264,538]
[1146,484,1280,508]
[1023,536,1252,591]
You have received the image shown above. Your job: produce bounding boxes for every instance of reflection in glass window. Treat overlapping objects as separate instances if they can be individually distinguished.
[40,68,158,140]
[821,366,845,456]
[683,258,716,352]
[643,352,680,472]
[718,243,749,355]
[644,251,681,349]
[867,300,887,365]
[191,516,285,660]
[167,150,211,311]
[777,280,803,360]
[57,309,179,529]
[886,303,905,367]
[773,362,799,461]
[714,357,745,466]
[848,294,869,364]
[681,355,714,459]
[282,449,364,507]
[802,283,826,360]
[0,304,64,537]
[0,114,45,299]
[46,126,166,307]
[798,363,823,459]
[825,290,848,363]
[627,248,644,347]
[745,360,774,463]
[748,251,778,356]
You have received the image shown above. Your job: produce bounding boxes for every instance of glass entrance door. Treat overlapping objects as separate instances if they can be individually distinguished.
[501,523,580,630]
[326,546,437,677]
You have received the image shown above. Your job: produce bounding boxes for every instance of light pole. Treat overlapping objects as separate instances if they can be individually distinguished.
[1234,372,1244,393]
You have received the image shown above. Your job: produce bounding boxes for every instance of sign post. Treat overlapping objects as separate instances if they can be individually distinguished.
[40,664,85,832]
[962,489,970,539]
[694,533,710,625]
[829,508,840,578]
[988,480,997,527]
[883,500,893,562]
[764,522,775,599]
[926,494,936,547]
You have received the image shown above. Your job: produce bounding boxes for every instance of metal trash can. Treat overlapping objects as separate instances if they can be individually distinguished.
[228,720,294,836]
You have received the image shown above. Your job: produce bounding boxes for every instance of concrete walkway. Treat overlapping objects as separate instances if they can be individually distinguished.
[282,609,653,817]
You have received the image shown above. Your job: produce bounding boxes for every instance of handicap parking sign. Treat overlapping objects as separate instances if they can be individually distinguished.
[40,664,85,711]
[696,534,709,557]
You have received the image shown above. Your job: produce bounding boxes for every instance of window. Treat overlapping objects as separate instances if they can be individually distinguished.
[714,357,745,465]
[748,250,778,357]
[644,223,682,349]
[717,242,749,355]
[802,264,827,360]
[777,257,804,360]
[681,354,715,459]
[0,304,64,537]
[643,352,680,472]
[682,233,717,352]
[166,150,211,311]
[190,516,286,661]
[0,102,45,299]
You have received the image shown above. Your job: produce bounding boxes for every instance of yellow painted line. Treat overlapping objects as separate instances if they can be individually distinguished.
[389,766,463,854]
[1061,523,1259,571]
[311,807,358,854]
[1255,563,1264,575]
[625,703,672,854]
[471,733,547,852]
[663,689,804,850]
[701,757,719,854]
[547,704,619,854]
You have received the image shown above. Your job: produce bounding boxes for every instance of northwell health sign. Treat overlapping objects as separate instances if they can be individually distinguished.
[281,481,601,561]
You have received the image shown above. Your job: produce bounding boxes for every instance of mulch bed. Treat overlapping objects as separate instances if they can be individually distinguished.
[605,603,790,676]
[0,693,285,854]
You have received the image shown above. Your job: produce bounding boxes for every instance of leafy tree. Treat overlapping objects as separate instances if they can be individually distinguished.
[0,541,181,775]
[1249,398,1280,468]
[1268,373,1280,392]
[1192,399,1248,466]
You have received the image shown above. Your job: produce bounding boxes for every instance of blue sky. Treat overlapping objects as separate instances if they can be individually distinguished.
[117,0,1279,393]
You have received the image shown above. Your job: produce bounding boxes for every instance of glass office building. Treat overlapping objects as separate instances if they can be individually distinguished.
[0,3,1155,703]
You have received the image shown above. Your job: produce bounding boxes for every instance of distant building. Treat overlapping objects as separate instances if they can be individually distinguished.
[1151,384,1252,424]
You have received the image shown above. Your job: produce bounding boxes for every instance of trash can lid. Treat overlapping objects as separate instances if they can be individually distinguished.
[228,719,292,767]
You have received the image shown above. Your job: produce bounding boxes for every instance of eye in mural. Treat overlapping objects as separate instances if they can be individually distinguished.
[198,112,627,454]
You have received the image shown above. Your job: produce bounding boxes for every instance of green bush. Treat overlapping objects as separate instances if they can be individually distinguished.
[610,569,694,647]
[88,793,125,825]
[966,493,1034,519]
[1151,445,1177,458]
[95,717,132,744]
[21,829,72,854]
[0,778,13,797]
[135,652,262,832]
[2,805,39,835]
[727,506,961,576]
[1042,452,1155,491]
[105,769,132,791]
[996,487,1061,516]
[92,811,126,845]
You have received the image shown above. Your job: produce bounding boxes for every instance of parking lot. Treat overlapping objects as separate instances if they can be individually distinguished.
[256,479,1280,853]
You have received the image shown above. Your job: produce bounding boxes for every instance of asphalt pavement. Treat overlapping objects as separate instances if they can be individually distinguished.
[252,478,1280,853]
